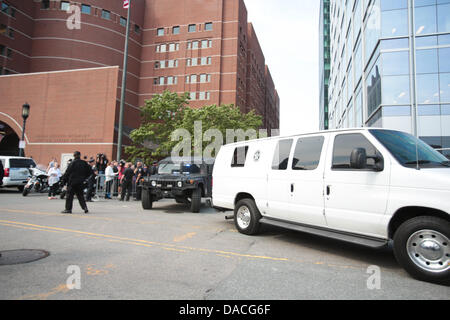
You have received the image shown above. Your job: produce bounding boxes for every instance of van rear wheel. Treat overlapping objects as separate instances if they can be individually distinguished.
[393,216,450,285]
[234,199,261,235]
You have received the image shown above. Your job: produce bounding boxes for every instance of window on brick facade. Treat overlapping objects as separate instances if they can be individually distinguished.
[172,26,180,34]
[101,10,110,20]
[188,24,196,32]
[41,1,50,9]
[60,1,70,11]
[205,22,213,31]
[157,28,164,36]
[81,4,91,14]
[120,17,127,27]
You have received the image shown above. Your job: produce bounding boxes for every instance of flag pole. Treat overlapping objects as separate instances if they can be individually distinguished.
[117,0,131,161]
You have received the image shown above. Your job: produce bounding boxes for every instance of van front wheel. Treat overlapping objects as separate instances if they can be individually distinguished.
[234,199,261,235]
[393,216,450,285]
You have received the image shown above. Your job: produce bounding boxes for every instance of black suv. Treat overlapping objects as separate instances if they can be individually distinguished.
[141,157,214,212]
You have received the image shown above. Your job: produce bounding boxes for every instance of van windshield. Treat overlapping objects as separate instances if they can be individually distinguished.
[370,129,449,168]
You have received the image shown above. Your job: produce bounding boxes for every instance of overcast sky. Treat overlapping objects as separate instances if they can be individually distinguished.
[243,0,321,136]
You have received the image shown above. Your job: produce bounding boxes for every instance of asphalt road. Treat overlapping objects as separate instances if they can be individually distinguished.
[0,188,448,300]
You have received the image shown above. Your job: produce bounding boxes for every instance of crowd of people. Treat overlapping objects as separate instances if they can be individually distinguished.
[44,152,158,214]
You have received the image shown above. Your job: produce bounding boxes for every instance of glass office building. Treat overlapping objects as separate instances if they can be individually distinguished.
[326,0,450,157]
[319,0,331,130]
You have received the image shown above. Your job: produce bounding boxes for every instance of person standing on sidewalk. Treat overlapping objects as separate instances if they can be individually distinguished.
[48,162,61,199]
[105,162,118,199]
[61,151,92,214]
[120,162,134,201]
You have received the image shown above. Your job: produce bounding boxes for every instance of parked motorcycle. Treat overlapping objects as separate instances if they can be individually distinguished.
[22,167,49,196]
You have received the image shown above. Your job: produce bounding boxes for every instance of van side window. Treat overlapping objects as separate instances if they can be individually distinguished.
[292,136,324,170]
[332,134,377,170]
[272,139,293,170]
[231,146,249,167]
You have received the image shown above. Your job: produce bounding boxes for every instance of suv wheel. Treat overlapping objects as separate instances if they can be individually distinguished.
[142,189,153,210]
[190,187,201,213]
[234,199,261,235]
[393,216,450,285]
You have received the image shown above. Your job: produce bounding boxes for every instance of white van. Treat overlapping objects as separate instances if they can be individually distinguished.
[212,128,450,284]
[0,156,36,191]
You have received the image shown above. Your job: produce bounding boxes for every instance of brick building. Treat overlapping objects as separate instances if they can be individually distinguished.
[0,0,280,165]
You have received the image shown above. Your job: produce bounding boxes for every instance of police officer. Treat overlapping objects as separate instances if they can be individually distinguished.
[134,161,145,200]
[0,159,4,186]
[85,158,98,202]
[61,151,92,214]
[120,162,134,201]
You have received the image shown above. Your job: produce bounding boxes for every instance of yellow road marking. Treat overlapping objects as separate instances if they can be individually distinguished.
[0,219,288,262]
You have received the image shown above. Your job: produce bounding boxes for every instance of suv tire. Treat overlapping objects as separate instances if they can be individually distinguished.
[190,187,201,213]
[234,199,261,235]
[393,216,450,285]
[142,189,153,210]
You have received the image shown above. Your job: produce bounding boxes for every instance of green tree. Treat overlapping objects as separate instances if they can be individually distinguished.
[125,90,189,163]
[177,104,263,157]
[126,91,263,162]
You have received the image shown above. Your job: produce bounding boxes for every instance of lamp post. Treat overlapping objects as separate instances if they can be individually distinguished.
[19,103,30,157]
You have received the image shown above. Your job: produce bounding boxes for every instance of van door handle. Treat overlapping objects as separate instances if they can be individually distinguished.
[326,185,331,196]
[291,183,294,193]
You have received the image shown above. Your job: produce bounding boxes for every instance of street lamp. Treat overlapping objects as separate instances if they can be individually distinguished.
[19,103,30,157]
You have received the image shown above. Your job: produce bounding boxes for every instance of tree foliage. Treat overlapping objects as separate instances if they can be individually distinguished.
[125,90,263,163]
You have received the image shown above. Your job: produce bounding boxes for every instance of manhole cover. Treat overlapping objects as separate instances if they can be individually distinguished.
[0,249,49,266]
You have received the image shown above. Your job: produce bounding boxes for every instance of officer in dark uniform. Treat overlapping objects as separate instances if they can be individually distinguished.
[61,151,92,214]
[85,158,98,202]
[0,159,4,186]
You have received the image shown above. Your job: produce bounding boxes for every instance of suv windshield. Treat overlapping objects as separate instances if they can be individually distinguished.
[370,129,449,168]
[157,162,200,174]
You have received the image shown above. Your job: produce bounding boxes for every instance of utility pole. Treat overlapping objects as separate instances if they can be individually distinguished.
[117,0,131,161]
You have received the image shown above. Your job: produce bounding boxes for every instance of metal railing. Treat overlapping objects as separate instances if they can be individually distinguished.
[89,174,143,201]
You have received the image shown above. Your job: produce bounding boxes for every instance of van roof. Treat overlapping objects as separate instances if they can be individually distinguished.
[223,127,389,148]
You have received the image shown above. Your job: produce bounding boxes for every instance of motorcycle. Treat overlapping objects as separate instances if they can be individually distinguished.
[22,167,49,196]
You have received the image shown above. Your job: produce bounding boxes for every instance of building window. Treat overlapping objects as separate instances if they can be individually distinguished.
[81,4,91,14]
[1,2,15,16]
[101,10,111,20]
[41,0,50,10]
[188,24,196,32]
[0,44,5,56]
[159,77,165,85]
[198,92,210,100]
[172,26,180,34]
[135,25,141,34]
[1,2,9,14]
[120,17,127,27]
[157,28,164,36]
[190,92,196,100]
[60,1,70,11]
[205,22,213,31]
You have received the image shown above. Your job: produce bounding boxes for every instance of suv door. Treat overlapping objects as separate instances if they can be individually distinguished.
[9,158,35,182]
[324,132,390,238]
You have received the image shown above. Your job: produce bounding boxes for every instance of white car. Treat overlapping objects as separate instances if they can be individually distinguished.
[0,156,36,191]
[212,128,450,284]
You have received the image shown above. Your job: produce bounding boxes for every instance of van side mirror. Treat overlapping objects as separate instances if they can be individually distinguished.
[350,148,367,169]
[350,148,384,171]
